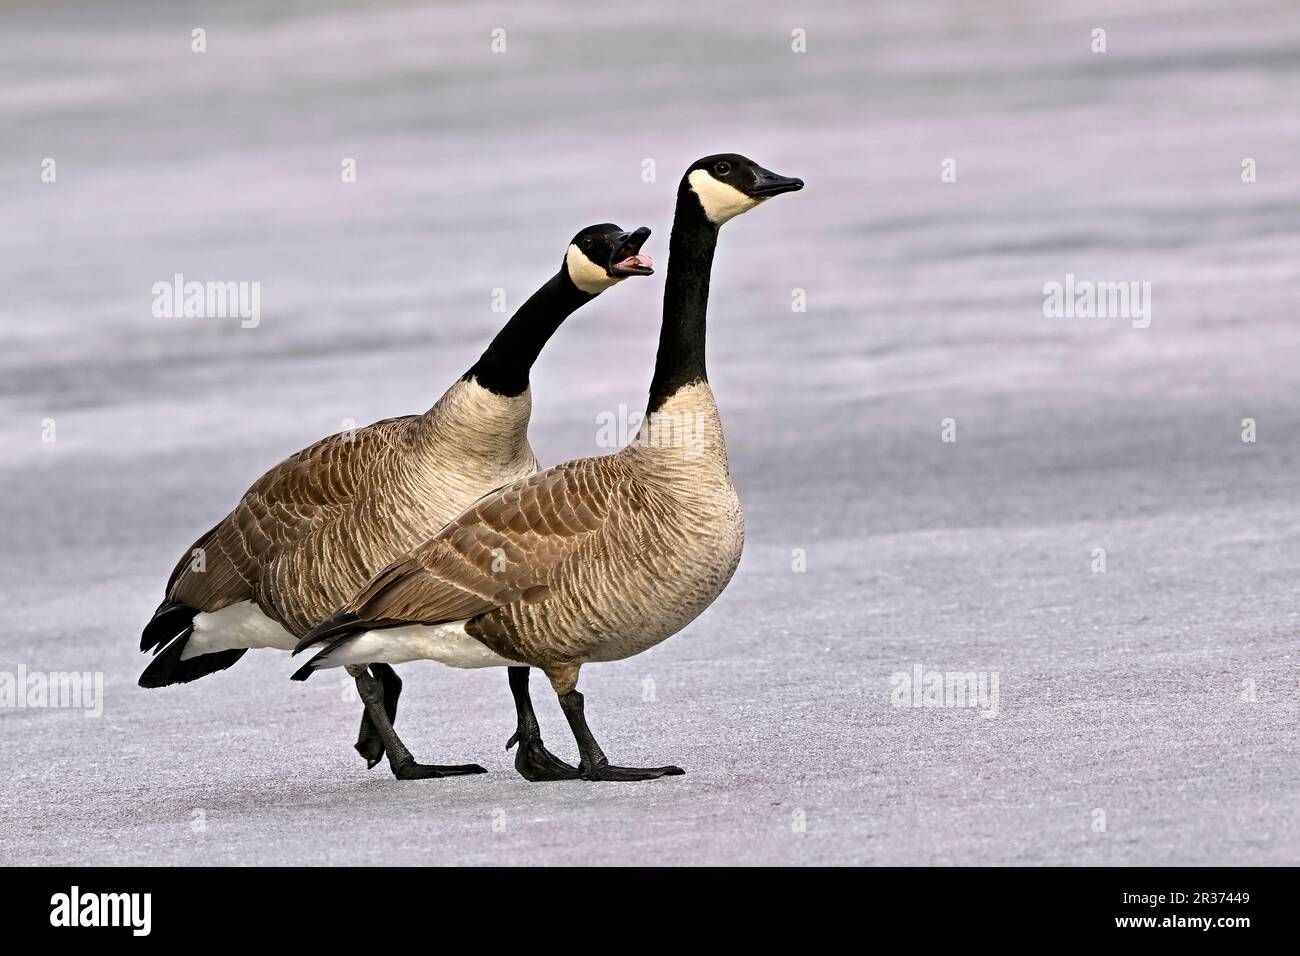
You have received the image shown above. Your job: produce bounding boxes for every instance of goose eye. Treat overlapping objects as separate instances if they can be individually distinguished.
[714,161,731,176]
[581,237,593,250]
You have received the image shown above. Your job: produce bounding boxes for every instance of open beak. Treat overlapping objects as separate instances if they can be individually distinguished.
[609,226,654,277]
[749,166,805,198]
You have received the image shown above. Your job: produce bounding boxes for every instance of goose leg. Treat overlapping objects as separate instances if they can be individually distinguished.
[505,667,580,781]
[354,663,401,769]
[556,688,685,782]
[352,669,487,780]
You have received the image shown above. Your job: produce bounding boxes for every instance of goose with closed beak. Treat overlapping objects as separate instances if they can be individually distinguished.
[139,223,654,780]
[293,155,802,781]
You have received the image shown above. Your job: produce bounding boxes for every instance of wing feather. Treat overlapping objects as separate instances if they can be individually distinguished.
[166,416,420,621]
[295,456,649,652]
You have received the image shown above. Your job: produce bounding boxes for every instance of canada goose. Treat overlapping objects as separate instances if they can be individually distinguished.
[293,154,802,781]
[138,222,654,780]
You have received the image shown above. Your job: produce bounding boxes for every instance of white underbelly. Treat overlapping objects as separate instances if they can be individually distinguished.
[182,601,298,658]
[317,621,516,670]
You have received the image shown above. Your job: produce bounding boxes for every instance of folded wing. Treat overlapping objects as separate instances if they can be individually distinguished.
[295,455,649,655]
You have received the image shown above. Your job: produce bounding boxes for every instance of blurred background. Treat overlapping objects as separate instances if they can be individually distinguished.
[2,0,1299,864]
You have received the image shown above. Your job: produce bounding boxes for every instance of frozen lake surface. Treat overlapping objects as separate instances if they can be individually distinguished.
[2,0,1299,865]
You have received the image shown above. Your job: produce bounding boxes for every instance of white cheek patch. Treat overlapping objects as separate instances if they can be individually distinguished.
[565,244,620,295]
[688,169,761,224]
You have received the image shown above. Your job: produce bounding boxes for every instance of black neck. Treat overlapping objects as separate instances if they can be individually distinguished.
[646,188,718,413]
[464,270,593,397]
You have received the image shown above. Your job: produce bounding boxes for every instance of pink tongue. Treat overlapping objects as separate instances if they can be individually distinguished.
[615,254,653,270]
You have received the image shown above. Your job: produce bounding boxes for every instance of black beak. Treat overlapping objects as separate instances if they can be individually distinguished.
[609,226,654,277]
[749,166,805,198]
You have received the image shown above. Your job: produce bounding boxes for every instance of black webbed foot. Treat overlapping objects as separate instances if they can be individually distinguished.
[392,759,488,780]
[355,735,385,769]
[556,687,685,783]
[578,759,685,782]
[506,729,581,782]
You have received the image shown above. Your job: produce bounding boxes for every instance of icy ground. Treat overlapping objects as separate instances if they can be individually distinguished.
[2,0,1299,864]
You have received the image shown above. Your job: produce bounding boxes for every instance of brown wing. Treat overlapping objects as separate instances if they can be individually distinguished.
[166,416,422,620]
[297,454,647,649]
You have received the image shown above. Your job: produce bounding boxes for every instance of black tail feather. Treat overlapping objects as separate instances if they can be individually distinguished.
[292,611,363,656]
[291,640,345,681]
[290,629,364,682]
[138,626,247,688]
[290,657,319,682]
[140,602,198,653]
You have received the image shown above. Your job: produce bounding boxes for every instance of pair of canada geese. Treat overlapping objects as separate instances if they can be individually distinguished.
[138,153,803,782]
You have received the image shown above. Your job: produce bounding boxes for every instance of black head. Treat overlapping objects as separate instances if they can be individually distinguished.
[682,153,804,225]
[563,223,654,295]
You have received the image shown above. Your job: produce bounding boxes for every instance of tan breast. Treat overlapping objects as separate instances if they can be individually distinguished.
[476,382,746,666]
